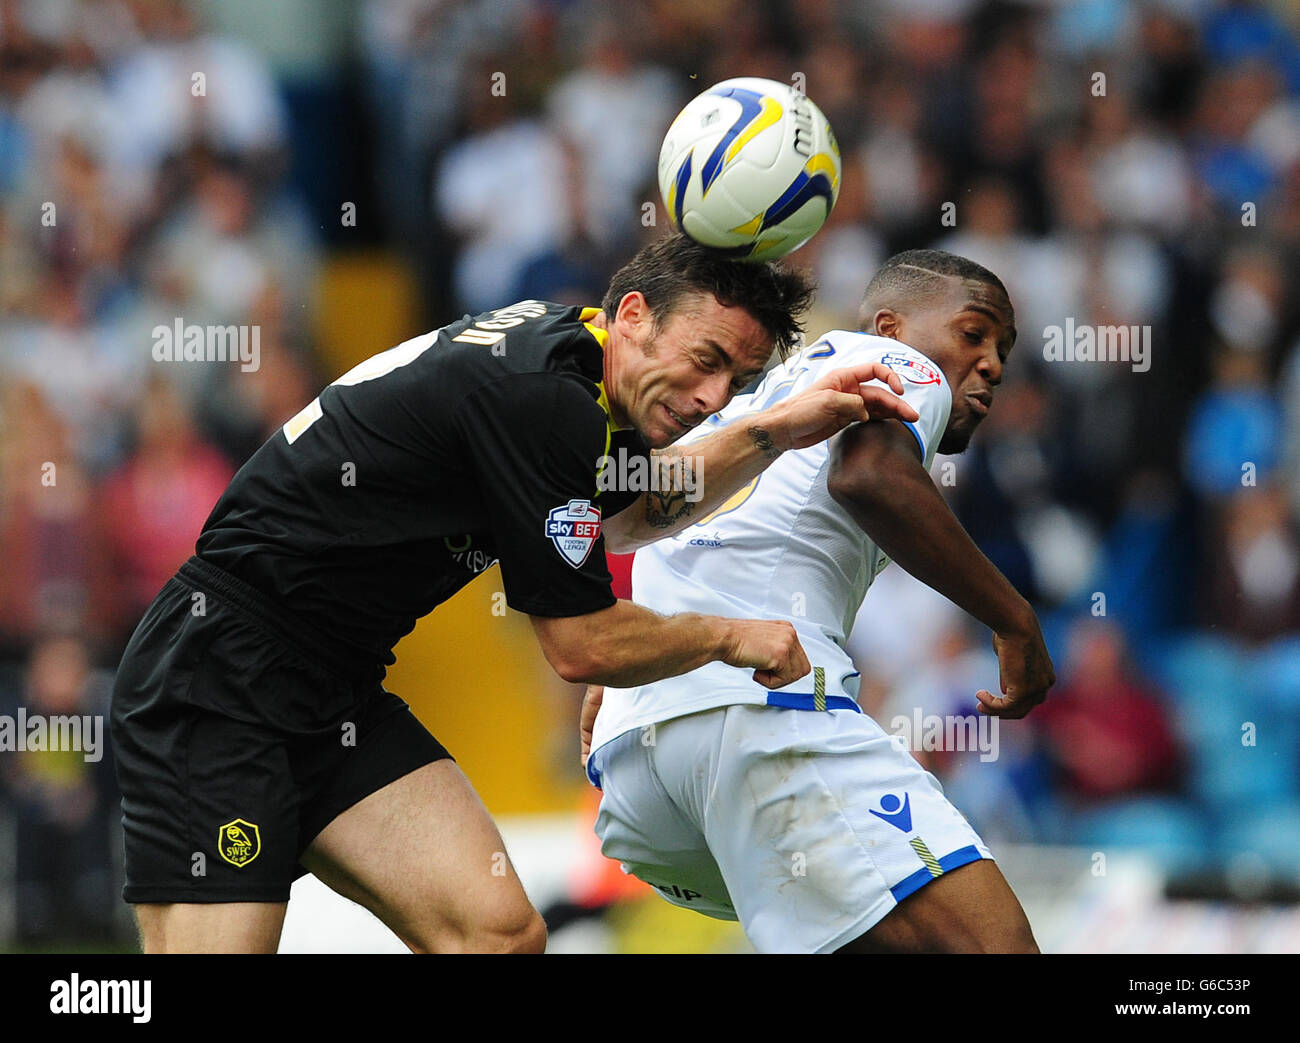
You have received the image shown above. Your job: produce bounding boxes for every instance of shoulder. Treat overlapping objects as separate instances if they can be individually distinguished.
[443,301,605,381]
[458,369,606,429]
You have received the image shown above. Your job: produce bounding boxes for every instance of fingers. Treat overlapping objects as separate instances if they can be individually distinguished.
[579,684,604,768]
[724,619,810,688]
[829,361,906,395]
[754,641,810,689]
[869,362,906,395]
[976,687,1024,718]
[826,390,871,426]
[976,686,1047,719]
[818,364,919,423]
[858,386,919,423]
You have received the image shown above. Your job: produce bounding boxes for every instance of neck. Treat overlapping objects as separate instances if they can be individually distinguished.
[595,312,631,430]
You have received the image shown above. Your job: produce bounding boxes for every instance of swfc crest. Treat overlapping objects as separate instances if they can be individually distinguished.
[218,818,261,867]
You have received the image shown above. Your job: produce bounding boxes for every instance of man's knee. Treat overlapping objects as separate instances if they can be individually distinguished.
[405,905,547,954]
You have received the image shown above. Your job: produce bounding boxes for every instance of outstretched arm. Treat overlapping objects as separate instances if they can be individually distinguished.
[530,597,810,690]
[602,361,920,552]
[827,419,1054,718]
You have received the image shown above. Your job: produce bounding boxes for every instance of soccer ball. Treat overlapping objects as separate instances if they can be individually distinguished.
[657,77,842,262]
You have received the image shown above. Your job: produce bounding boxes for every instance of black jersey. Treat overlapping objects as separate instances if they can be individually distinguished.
[196,301,650,663]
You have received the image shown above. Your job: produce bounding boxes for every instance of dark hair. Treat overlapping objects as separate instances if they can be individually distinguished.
[857,249,1012,330]
[601,233,815,359]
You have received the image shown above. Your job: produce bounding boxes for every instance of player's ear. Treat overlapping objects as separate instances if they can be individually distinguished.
[614,292,649,334]
[872,308,903,341]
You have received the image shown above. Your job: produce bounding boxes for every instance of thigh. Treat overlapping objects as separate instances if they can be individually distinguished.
[134,902,287,954]
[295,687,452,849]
[840,858,1038,953]
[301,759,544,953]
[701,704,998,954]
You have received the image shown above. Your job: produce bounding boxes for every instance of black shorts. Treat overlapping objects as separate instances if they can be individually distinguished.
[110,557,452,904]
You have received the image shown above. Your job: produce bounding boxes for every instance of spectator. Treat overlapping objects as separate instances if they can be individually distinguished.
[1032,618,1183,804]
[1202,484,1300,642]
[100,377,234,629]
[4,632,118,947]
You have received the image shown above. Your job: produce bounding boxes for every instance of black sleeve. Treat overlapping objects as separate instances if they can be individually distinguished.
[455,371,617,617]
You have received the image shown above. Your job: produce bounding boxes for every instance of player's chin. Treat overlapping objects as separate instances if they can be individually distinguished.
[937,420,978,456]
[642,429,676,450]
[647,421,689,450]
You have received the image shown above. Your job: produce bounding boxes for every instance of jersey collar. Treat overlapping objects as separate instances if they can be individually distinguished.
[579,306,626,433]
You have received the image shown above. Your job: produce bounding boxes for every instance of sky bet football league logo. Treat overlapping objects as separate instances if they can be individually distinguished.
[546,499,602,568]
[879,351,941,386]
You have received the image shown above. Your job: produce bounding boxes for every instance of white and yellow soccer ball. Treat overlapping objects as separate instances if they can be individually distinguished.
[657,77,842,262]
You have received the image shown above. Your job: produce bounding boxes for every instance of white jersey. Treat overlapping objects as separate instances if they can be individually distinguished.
[591,331,953,754]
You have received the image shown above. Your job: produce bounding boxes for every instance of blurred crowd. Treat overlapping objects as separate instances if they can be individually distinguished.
[1,0,1298,947]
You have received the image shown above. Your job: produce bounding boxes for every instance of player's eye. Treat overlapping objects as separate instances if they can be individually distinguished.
[964,329,984,345]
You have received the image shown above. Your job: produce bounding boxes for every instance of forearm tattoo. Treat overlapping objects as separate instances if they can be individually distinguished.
[748,425,781,460]
[644,447,699,530]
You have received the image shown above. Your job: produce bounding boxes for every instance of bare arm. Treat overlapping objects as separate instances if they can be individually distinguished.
[827,419,1055,718]
[530,597,810,690]
[603,361,920,552]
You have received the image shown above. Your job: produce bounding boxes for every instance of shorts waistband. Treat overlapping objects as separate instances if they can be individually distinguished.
[764,693,862,713]
[178,556,389,683]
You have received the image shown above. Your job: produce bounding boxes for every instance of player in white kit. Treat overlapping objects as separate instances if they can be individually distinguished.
[584,250,1055,953]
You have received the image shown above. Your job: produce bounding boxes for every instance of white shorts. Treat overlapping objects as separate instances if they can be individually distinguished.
[589,704,993,954]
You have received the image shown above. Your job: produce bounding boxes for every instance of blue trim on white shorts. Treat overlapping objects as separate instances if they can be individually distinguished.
[764,693,862,712]
[586,674,867,790]
[889,844,984,904]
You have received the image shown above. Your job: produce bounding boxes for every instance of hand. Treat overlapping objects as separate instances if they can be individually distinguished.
[720,619,811,689]
[764,362,921,453]
[976,625,1055,719]
[580,684,603,769]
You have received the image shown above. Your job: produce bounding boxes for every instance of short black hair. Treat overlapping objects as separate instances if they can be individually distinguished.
[857,249,1012,332]
[602,233,815,360]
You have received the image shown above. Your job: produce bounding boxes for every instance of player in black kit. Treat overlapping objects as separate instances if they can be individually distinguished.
[110,234,919,952]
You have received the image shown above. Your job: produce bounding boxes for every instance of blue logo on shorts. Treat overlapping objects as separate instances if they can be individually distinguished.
[870,792,912,833]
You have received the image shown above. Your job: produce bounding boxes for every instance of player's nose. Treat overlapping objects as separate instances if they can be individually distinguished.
[693,372,733,416]
[978,346,1003,387]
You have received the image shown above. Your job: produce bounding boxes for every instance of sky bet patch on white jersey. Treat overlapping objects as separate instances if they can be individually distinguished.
[879,351,941,385]
[546,499,602,568]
